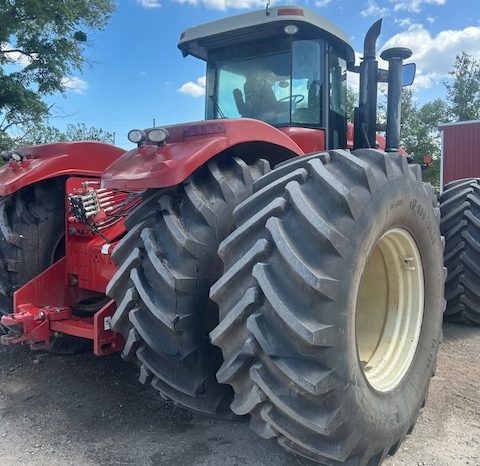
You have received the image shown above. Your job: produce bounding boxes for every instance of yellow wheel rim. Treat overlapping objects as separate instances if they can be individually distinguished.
[356,228,424,392]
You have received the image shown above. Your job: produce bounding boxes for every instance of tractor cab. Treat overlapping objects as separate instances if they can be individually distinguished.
[179,6,355,149]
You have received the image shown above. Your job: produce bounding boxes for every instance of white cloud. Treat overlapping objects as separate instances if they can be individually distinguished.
[361,0,389,18]
[137,0,161,7]
[174,0,267,10]
[61,76,89,94]
[390,0,446,13]
[347,51,362,91]
[394,17,414,28]
[381,23,480,89]
[315,0,332,7]
[178,75,206,97]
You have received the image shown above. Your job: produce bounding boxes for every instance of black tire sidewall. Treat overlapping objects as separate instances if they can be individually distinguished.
[335,175,443,444]
[15,187,64,285]
[1,182,64,313]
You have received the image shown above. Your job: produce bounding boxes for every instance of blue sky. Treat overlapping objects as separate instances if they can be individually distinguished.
[45,0,480,149]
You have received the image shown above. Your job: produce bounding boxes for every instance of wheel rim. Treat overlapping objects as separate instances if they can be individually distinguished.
[355,228,424,392]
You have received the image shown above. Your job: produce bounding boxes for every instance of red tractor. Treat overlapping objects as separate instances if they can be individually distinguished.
[0,6,444,465]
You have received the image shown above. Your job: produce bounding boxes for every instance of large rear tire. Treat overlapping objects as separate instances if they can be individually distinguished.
[0,180,86,353]
[440,178,480,325]
[211,150,444,464]
[0,180,64,315]
[107,156,270,416]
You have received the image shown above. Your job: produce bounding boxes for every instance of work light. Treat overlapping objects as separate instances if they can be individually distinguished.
[146,128,169,145]
[128,129,146,144]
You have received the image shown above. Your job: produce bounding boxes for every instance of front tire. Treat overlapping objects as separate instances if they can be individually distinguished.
[107,156,270,416]
[211,150,444,464]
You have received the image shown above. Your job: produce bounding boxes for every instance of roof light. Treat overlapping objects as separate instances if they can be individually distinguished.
[284,24,299,35]
[128,129,146,144]
[147,128,169,145]
[278,8,304,16]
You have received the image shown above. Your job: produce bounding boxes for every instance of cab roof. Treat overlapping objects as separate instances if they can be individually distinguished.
[178,5,355,65]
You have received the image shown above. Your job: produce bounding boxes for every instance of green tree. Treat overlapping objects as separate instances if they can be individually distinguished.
[63,123,114,144]
[0,0,115,148]
[445,52,480,122]
[399,88,448,188]
[346,86,357,122]
[0,123,114,165]
[23,122,114,145]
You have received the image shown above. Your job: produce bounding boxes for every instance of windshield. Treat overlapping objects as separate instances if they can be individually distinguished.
[208,39,325,127]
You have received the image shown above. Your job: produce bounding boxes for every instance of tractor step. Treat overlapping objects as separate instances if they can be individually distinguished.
[1,300,122,356]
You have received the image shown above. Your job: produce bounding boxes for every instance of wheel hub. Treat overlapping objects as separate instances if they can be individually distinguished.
[356,228,425,392]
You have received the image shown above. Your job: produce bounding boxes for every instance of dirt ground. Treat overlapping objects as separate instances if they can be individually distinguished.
[0,322,478,466]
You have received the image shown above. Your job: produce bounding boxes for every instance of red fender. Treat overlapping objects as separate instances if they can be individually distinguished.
[0,141,125,196]
[101,119,305,191]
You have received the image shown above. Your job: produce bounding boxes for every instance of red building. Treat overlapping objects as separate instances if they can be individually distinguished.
[440,120,480,190]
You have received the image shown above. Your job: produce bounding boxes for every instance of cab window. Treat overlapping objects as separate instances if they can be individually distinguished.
[209,39,325,127]
[329,49,347,148]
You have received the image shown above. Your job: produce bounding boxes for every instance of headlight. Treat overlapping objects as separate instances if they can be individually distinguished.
[10,152,24,162]
[128,129,146,144]
[146,128,169,145]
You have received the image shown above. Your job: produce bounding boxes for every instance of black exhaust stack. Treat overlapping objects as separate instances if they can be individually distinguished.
[353,19,382,150]
[380,47,412,152]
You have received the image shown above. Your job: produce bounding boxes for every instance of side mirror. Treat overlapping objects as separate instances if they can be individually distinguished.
[402,63,416,86]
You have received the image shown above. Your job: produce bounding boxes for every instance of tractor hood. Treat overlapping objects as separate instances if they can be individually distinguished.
[101,119,304,191]
[0,141,124,196]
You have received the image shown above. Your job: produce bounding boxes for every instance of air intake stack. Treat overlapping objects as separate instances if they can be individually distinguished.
[381,47,413,152]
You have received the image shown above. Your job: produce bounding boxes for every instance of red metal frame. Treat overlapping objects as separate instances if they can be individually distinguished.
[102,118,304,191]
[0,176,125,355]
[278,127,326,154]
[2,254,123,355]
[1,300,122,356]
[66,177,123,293]
[0,141,125,196]
[346,123,408,156]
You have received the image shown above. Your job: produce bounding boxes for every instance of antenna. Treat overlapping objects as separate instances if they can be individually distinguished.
[265,0,270,16]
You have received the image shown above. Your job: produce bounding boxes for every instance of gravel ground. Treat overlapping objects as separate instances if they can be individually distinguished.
[0,322,478,466]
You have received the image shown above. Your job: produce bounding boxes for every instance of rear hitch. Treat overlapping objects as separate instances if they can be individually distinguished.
[1,301,123,356]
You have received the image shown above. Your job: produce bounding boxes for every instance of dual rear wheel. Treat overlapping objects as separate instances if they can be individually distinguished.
[209,150,444,464]
[107,156,270,416]
[1,150,444,465]
[440,178,480,325]
[111,149,444,465]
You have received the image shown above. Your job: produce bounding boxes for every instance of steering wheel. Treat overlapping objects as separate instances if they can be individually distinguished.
[278,94,305,105]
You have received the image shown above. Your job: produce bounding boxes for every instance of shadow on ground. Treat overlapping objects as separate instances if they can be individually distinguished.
[0,322,478,465]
